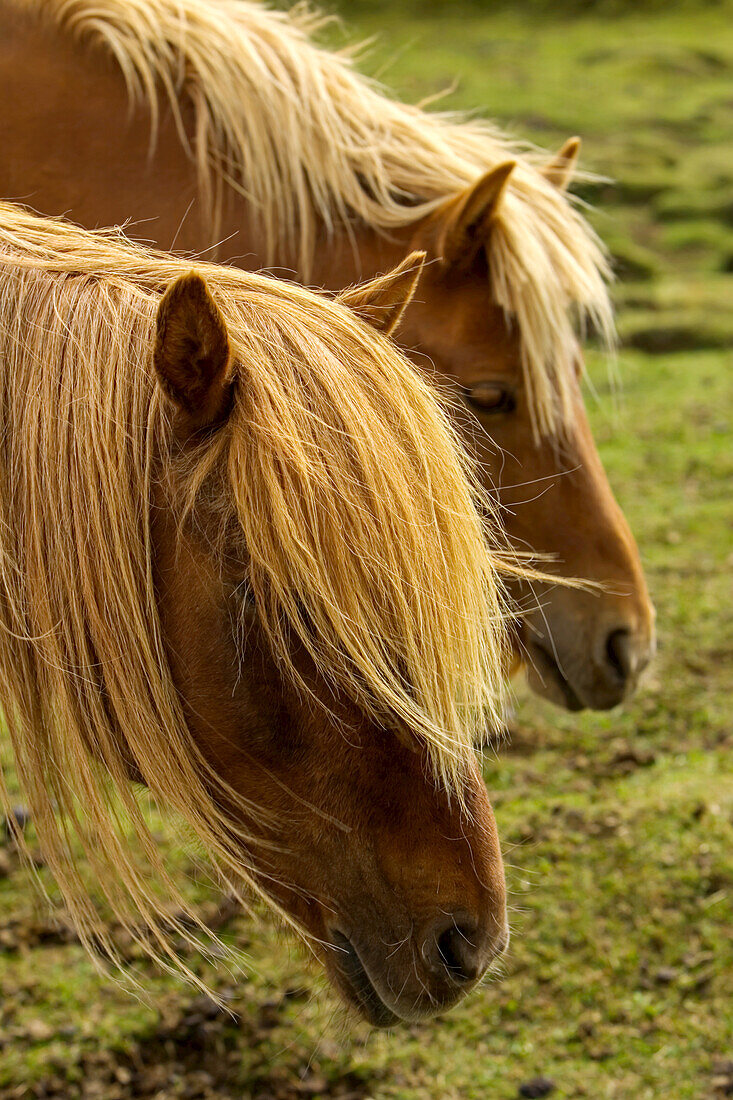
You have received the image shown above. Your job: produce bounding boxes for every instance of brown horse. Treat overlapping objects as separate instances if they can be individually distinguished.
[0,202,511,1025]
[0,0,656,712]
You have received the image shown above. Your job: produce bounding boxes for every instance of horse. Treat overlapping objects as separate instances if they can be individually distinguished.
[0,200,513,1026]
[0,0,656,712]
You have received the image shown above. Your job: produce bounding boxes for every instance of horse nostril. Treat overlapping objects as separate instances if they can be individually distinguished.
[422,912,507,989]
[435,923,482,985]
[605,628,633,683]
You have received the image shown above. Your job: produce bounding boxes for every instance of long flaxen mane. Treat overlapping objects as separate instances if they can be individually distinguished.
[0,200,507,980]
[12,0,615,436]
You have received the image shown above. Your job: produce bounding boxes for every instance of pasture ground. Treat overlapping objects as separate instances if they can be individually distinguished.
[1,2,732,1097]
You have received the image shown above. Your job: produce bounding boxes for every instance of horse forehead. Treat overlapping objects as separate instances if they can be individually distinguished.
[415,278,521,374]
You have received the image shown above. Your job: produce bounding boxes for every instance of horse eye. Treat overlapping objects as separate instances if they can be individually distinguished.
[464,383,516,414]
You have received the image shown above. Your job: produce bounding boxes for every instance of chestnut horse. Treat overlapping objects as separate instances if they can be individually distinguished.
[0,0,656,711]
[0,202,511,1026]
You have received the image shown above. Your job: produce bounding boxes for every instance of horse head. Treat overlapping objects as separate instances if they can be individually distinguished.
[147,260,510,1022]
[390,144,655,711]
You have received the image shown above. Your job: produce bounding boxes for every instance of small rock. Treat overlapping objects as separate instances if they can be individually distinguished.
[610,745,657,768]
[711,1072,733,1097]
[295,1075,329,1095]
[258,1000,281,1029]
[519,1078,556,1099]
[654,967,678,984]
[22,1018,54,1043]
[186,994,226,1021]
[3,806,30,838]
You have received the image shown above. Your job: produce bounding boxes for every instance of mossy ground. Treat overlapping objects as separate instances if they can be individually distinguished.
[1,3,732,1098]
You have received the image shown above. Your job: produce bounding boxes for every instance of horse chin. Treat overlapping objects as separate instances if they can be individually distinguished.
[523,637,644,712]
[325,932,401,1028]
[523,641,587,711]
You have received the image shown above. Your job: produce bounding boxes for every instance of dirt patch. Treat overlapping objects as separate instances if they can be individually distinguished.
[0,989,377,1100]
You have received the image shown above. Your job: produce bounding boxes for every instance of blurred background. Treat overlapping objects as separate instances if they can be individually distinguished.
[0,2,731,1098]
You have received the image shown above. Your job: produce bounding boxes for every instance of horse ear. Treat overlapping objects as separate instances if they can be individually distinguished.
[435,162,515,270]
[337,251,426,336]
[542,136,581,191]
[154,272,233,434]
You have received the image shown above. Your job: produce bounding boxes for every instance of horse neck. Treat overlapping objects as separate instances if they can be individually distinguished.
[215,197,416,291]
[307,227,418,292]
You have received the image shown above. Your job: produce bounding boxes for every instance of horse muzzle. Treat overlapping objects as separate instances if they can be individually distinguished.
[521,606,656,711]
[324,912,509,1026]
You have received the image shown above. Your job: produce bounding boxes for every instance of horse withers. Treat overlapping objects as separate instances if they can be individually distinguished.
[0,0,656,710]
[0,204,511,1025]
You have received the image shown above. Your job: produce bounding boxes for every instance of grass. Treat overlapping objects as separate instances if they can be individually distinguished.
[1,3,732,1098]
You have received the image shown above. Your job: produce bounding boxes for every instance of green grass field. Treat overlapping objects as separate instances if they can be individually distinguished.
[1,3,732,1098]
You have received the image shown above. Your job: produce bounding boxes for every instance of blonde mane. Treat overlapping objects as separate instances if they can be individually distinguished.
[11,0,615,437]
[0,200,506,979]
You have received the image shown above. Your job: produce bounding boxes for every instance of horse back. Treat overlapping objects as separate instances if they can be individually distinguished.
[0,6,208,253]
